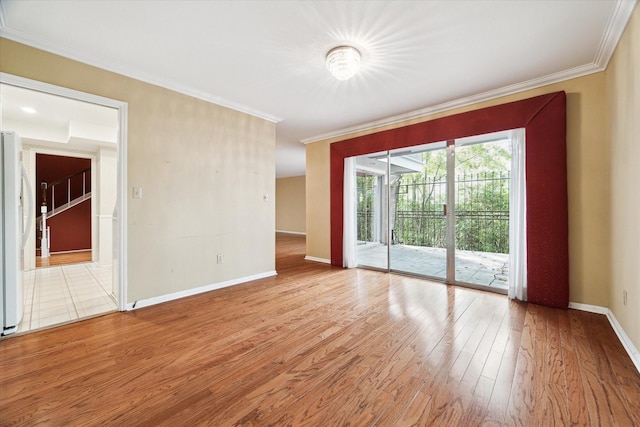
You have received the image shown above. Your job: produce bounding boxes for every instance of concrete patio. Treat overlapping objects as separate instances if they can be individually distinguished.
[356,243,509,290]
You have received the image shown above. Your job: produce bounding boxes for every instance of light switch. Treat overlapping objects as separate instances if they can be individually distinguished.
[133,187,143,199]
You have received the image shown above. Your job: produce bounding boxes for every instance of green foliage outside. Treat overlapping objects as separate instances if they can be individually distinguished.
[357,140,511,254]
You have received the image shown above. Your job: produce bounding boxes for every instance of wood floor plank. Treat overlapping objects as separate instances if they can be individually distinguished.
[505,304,537,426]
[1,233,639,426]
[395,388,434,426]
[558,309,591,426]
[572,316,617,426]
[461,374,495,426]
[482,331,523,425]
[531,304,551,422]
[401,293,498,425]
[546,308,565,386]
[454,298,508,426]
[585,310,640,425]
[546,382,571,426]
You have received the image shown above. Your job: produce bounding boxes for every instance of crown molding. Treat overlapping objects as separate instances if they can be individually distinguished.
[300,63,600,144]
[594,0,638,66]
[301,0,637,145]
[0,28,282,124]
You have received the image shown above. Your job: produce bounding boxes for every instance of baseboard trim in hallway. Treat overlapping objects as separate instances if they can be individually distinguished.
[304,255,331,264]
[275,230,306,235]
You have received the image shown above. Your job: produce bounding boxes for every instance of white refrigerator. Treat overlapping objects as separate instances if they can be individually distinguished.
[1,131,33,336]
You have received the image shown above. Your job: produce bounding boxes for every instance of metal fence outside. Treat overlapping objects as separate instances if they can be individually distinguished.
[357,171,510,254]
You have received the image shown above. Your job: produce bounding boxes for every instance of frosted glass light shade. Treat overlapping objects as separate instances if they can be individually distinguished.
[326,46,361,81]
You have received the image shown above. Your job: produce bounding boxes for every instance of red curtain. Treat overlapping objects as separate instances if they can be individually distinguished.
[329,92,568,309]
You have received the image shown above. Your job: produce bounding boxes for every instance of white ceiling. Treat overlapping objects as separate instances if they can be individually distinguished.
[0,83,118,151]
[0,0,636,177]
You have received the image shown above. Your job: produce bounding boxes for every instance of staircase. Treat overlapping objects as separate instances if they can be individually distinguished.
[38,167,92,235]
[43,191,92,220]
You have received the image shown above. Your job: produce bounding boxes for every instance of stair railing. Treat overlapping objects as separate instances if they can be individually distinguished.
[42,167,91,214]
[38,167,91,259]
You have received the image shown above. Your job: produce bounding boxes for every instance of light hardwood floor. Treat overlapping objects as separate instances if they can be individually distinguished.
[35,250,92,268]
[1,233,638,425]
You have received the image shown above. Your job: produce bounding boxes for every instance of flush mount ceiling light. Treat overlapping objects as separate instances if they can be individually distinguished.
[326,46,361,81]
[21,106,37,114]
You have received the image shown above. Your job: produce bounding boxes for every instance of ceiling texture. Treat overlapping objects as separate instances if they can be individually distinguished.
[0,0,637,177]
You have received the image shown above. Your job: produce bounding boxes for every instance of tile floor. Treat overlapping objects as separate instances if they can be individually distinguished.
[18,263,116,333]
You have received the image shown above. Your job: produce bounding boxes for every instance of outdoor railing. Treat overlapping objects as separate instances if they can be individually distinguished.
[357,171,510,254]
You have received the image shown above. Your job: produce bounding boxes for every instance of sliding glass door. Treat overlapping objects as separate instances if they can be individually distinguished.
[453,135,511,290]
[351,130,519,293]
[388,143,447,280]
[355,151,389,271]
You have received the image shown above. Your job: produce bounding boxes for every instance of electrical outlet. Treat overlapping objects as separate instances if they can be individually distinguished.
[623,290,627,306]
[217,253,223,264]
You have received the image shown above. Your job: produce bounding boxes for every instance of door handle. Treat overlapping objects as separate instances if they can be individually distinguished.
[443,204,447,216]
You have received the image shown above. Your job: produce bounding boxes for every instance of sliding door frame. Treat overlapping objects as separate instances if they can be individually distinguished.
[331,92,568,308]
[446,140,456,283]
[355,137,510,295]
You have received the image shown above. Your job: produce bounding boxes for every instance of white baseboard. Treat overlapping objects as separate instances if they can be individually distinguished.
[48,248,92,255]
[606,311,640,373]
[304,255,331,264]
[569,301,640,373]
[276,230,306,236]
[127,270,277,310]
[568,302,608,314]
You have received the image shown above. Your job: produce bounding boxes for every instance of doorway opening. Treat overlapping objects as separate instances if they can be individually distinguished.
[0,74,127,334]
[349,130,523,293]
[35,153,92,267]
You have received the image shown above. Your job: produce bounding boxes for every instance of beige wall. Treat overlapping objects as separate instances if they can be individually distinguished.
[306,73,610,306]
[607,5,640,353]
[306,141,331,260]
[1,38,276,303]
[276,175,306,234]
